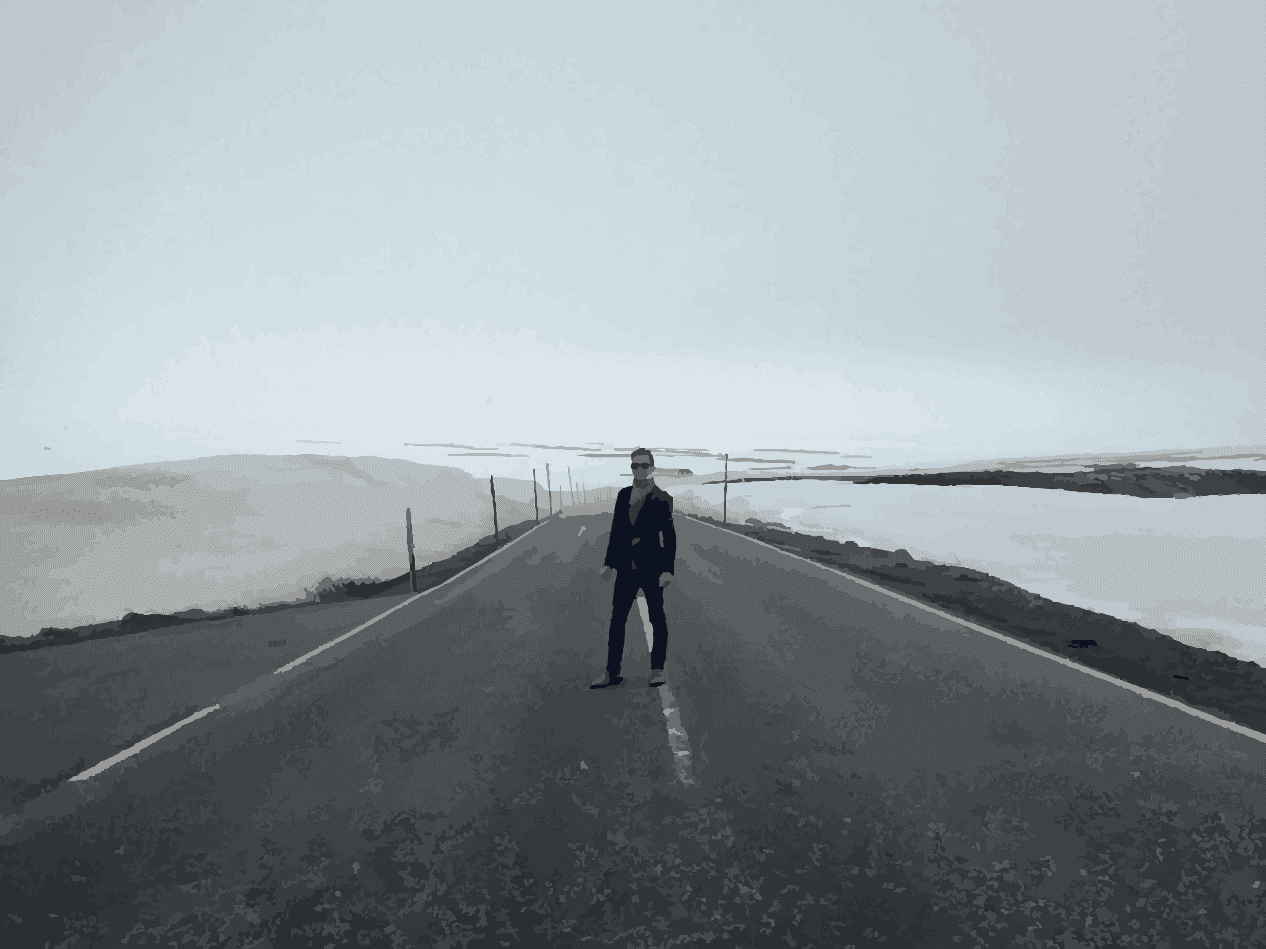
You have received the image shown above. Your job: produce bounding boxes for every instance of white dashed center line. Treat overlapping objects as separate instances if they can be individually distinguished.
[636,594,696,786]
[69,705,221,782]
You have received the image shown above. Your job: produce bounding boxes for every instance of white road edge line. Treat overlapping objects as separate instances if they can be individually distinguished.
[275,520,551,676]
[681,512,1266,747]
[637,594,697,786]
[69,705,221,782]
[66,521,552,787]
[274,593,425,674]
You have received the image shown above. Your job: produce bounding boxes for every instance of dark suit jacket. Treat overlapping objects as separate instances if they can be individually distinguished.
[603,484,677,576]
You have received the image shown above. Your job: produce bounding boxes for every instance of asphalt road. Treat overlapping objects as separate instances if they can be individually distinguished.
[9,506,1266,831]
[4,506,1265,945]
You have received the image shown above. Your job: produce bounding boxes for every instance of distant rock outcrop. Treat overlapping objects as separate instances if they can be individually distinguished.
[852,464,1266,498]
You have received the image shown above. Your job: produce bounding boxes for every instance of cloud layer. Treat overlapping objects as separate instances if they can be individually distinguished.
[3,1,1262,478]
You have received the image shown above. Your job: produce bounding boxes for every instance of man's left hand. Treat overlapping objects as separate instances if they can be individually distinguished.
[658,572,673,588]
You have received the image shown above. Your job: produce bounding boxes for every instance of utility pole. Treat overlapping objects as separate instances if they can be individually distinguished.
[532,468,539,522]
[546,463,553,515]
[406,507,417,592]
[723,453,729,525]
[568,466,575,506]
[490,475,499,542]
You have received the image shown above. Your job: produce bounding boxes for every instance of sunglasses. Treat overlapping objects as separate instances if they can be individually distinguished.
[630,462,652,470]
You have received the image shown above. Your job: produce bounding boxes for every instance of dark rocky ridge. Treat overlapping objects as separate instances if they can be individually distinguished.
[706,463,1266,498]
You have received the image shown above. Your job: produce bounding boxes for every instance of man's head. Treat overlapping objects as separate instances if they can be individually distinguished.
[630,447,654,485]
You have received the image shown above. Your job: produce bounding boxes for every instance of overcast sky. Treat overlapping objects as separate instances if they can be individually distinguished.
[3,0,1263,480]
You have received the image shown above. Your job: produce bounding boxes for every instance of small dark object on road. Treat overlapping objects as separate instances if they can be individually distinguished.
[1069,639,1098,649]
[590,672,624,689]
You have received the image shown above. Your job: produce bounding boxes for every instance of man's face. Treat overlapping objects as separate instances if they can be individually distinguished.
[631,454,653,484]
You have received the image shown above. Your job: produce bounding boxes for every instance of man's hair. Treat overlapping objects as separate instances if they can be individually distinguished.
[630,447,655,467]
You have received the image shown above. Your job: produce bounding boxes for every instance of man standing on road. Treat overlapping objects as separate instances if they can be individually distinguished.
[591,447,677,689]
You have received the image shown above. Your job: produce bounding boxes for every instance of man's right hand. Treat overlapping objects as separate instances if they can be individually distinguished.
[600,566,614,581]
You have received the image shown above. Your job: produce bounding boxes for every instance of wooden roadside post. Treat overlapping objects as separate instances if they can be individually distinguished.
[546,463,553,516]
[406,507,417,592]
[533,468,539,522]
[490,475,499,542]
[723,453,729,525]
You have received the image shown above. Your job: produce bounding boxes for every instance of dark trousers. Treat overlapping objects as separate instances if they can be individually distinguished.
[606,567,669,676]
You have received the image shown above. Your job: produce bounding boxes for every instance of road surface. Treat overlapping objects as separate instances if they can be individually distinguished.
[3,508,1264,947]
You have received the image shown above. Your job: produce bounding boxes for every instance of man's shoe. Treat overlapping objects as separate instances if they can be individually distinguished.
[590,671,624,689]
[649,669,666,687]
